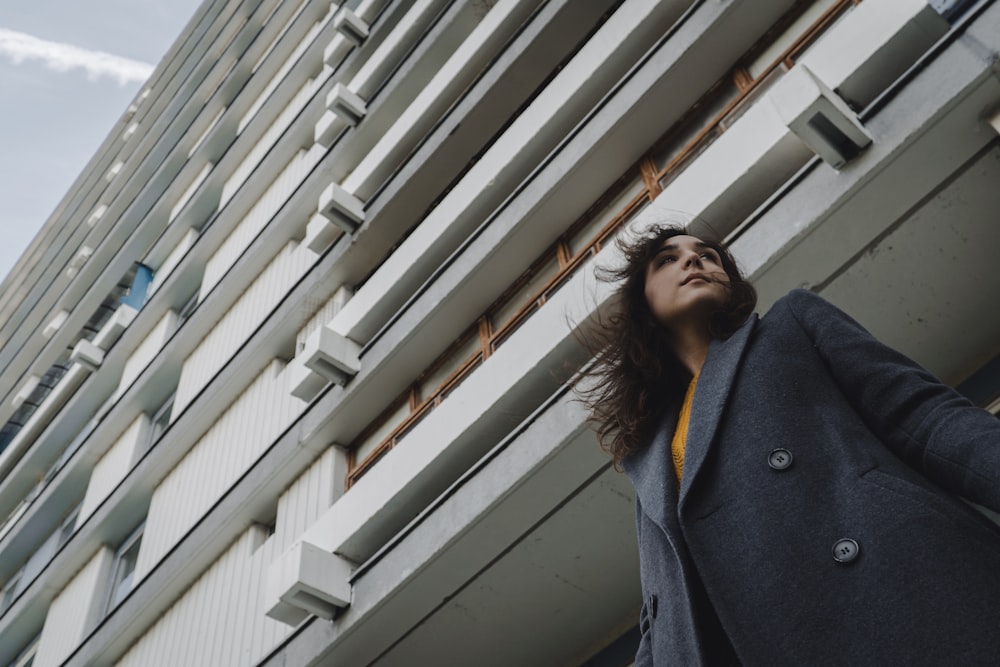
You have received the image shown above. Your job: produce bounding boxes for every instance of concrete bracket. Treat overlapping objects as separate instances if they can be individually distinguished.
[71,339,105,372]
[12,375,41,409]
[43,310,70,339]
[105,161,124,182]
[288,358,331,402]
[318,183,365,234]
[304,212,343,255]
[334,9,370,45]
[265,540,353,625]
[987,106,1000,136]
[326,83,367,126]
[301,325,361,386]
[87,204,108,228]
[314,110,346,148]
[66,246,94,279]
[768,64,873,170]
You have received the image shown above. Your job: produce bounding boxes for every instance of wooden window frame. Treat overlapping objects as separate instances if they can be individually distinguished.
[346,0,861,485]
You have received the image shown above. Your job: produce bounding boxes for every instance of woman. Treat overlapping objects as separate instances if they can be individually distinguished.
[582,225,1000,665]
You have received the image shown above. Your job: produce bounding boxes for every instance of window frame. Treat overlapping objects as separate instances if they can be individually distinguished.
[1,567,23,613]
[177,289,199,325]
[104,523,144,615]
[56,503,81,550]
[145,394,175,453]
[9,633,38,667]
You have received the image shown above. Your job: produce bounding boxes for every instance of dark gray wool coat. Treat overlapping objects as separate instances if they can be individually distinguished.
[624,288,1000,666]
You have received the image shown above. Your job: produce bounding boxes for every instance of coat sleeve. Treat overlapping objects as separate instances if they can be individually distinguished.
[780,288,1000,512]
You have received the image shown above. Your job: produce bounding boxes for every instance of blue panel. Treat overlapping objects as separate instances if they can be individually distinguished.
[120,264,154,310]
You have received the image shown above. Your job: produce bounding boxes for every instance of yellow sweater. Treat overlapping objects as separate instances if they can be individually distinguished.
[671,374,699,482]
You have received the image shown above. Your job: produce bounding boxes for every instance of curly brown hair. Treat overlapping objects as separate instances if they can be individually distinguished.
[579,225,757,468]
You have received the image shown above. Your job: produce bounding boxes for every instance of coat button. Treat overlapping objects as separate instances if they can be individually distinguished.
[767,448,793,470]
[832,538,860,563]
[648,594,658,619]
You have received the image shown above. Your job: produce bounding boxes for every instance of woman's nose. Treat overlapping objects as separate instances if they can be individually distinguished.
[684,252,702,267]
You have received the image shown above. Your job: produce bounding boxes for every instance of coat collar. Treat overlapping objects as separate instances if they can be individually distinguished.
[624,314,757,529]
[622,403,680,535]
[677,313,757,509]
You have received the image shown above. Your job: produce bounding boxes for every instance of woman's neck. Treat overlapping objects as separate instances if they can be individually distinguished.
[667,324,713,376]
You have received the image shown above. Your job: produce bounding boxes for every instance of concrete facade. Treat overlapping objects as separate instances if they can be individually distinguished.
[0,0,998,665]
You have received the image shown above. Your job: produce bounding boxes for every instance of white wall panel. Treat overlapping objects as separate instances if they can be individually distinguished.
[35,547,113,667]
[188,107,226,158]
[274,446,341,551]
[118,438,338,667]
[115,527,289,667]
[149,228,199,295]
[20,528,60,599]
[342,0,540,199]
[169,163,213,223]
[330,0,696,344]
[177,240,314,415]
[222,6,328,212]
[136,359,303,581]
[222,74,322,211]
[79,414,150,523]
[116,446,341,667]
[205,150,311,298]
[348,0,453,100]
[248,529,286,663]
[295,286,353,355]
[117,310,179,396]
[238,3,326,135]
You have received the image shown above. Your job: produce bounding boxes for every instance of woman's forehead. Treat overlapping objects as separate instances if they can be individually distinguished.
[655,234,707,251]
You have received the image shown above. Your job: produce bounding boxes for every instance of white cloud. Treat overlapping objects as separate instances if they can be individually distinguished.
[0,28,153,86]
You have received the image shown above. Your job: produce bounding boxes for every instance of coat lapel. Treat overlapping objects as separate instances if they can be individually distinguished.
[677,314,757,509]
[624,314,758,528]
[623,408,680,536]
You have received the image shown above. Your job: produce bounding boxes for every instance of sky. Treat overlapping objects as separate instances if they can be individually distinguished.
[0,0,204,283]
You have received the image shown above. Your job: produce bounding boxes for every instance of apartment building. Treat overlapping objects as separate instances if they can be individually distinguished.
[1,0,999,665]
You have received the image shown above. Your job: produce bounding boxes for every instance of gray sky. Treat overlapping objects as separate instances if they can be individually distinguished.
[0,0,204,283]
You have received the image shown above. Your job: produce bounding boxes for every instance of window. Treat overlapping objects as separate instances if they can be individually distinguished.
[105,524,143,614]
[146,394,175,452]
[177,290,199,324]
[9,633,38,667]
[0,354,73,456]
[1,568,23,613]
[120,264,155,310]
[56,504,81,549]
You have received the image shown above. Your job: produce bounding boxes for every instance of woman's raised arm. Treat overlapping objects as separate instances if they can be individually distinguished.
[781,288,1000,512]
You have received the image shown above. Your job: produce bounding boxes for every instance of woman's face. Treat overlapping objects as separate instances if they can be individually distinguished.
[643,235,731,332]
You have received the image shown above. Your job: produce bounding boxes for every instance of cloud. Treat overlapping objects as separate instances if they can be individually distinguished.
[0,28,154,86]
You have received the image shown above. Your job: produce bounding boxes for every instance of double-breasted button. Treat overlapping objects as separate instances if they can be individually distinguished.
[767,448,793,470]
[832,538,860,564]
[648,594,658,619]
